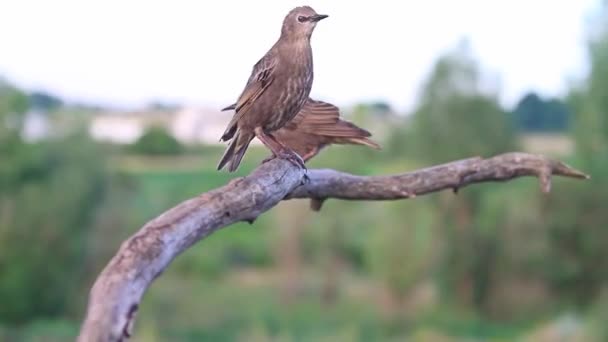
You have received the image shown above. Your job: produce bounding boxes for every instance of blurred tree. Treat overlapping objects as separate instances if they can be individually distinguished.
[401,42,518,315]
[0,136,109,323]
[0,80,30,190]
[0,78,28,138]
[369,101,393,114]
[273,201,310,304]
[131,126,183,155]
[366,201,437,318]
[0,79,112,323]
[410,43,515,163]
[572,5,608,162]
[29,91,64,111]
[351,101,395,124]
[146,101,180,112]
[512,92,570,132]
[543,2,608,307]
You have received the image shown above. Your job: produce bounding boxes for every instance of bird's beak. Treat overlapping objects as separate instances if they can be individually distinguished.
[310,14,329,22]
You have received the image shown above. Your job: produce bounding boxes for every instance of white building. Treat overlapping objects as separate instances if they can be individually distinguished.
[21,110,51,142]
[88,107,233,145]
[170,107,230,145]
[89,114,146,144]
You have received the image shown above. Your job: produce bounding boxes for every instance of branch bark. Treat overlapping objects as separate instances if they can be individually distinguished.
[77,152,588,342]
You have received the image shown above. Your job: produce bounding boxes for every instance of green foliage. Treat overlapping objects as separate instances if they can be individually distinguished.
[131,126,183,155]
[0,319,79,342]
[414,94,515,162]
[543,171,608,306]
[365,201,436,298]
[573,6,608,163]
[0,78,28,136]
[544,7,608,306]
[395,43,520,315]
[0,135,109,323]
[408,44,516,164]
[0,78,113,324]
[0,138,105,322]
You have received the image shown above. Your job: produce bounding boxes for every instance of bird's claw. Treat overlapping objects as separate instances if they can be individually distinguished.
[261,155,276,164]
[301,172,310,185]
[283,151,306,170]
[261,150,306,171]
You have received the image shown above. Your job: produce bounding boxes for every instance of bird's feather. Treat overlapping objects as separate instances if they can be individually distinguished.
[217,130,255,171]
[289,99,374,139]
[221,57,277,141]
[221,103,236,111]
[336,135,381,149]
[286,99,339,129]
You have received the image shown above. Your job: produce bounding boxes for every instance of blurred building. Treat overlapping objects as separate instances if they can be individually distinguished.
[88,107,231,145]
[89,112,150,144]
[170,107,232,145]
[21,109,51,142]
[87,105,393,146]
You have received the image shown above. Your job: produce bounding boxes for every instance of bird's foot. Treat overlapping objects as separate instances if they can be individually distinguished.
[279,150,306,170]
[261,154,277,164]
[302,172,310,185]
[261,150,306,170]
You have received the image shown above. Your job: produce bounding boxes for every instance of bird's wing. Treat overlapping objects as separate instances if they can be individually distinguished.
[290,99,373,138]
[221,56,276,140]
[232,57,276,117]
[285,99,339,130]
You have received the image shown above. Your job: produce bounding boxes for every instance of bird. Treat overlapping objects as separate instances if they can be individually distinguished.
[272,98,381,162]
[218,6,328,172]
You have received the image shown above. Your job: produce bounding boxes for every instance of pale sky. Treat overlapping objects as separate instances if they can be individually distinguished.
[0,0,599,112]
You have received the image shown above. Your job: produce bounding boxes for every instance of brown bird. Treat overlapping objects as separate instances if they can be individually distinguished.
[218,6,328,172]
[272,98,380,162]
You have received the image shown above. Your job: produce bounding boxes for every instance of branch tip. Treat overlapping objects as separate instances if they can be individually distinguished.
[310,198,326,211]
[553,161,590,179]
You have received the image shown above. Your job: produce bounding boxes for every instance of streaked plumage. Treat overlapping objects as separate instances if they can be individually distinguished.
[273,99,381,161]
[218,6,328,172]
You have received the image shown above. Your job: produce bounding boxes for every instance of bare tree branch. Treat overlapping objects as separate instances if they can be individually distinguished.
[77,152,588,342]
[287,152,589,209]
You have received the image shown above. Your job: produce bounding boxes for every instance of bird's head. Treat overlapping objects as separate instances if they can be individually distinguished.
[281,6,328,40]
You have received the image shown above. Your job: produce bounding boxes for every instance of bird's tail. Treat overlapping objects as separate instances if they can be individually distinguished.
[346,136,381,149]
[217,130,255,172]
[221,103,236,111]
[331,120,381,149]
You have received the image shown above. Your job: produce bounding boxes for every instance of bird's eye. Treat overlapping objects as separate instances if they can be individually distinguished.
[297,16,307,23]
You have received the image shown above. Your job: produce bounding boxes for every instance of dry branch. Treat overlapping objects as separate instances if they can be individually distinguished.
[77,152,587,342]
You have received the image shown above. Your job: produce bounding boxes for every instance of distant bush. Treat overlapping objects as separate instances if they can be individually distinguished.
[512,92,570,132]
[131,127,183,155]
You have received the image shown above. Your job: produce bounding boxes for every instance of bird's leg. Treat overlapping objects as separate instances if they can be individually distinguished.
[301,147,319,163]
[297,148,317,184]
[254,127,285,159]
[255,127,305,169]
[267,134,306,169]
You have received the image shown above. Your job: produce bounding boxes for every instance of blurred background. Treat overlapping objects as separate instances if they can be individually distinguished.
[1,1,608,341]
